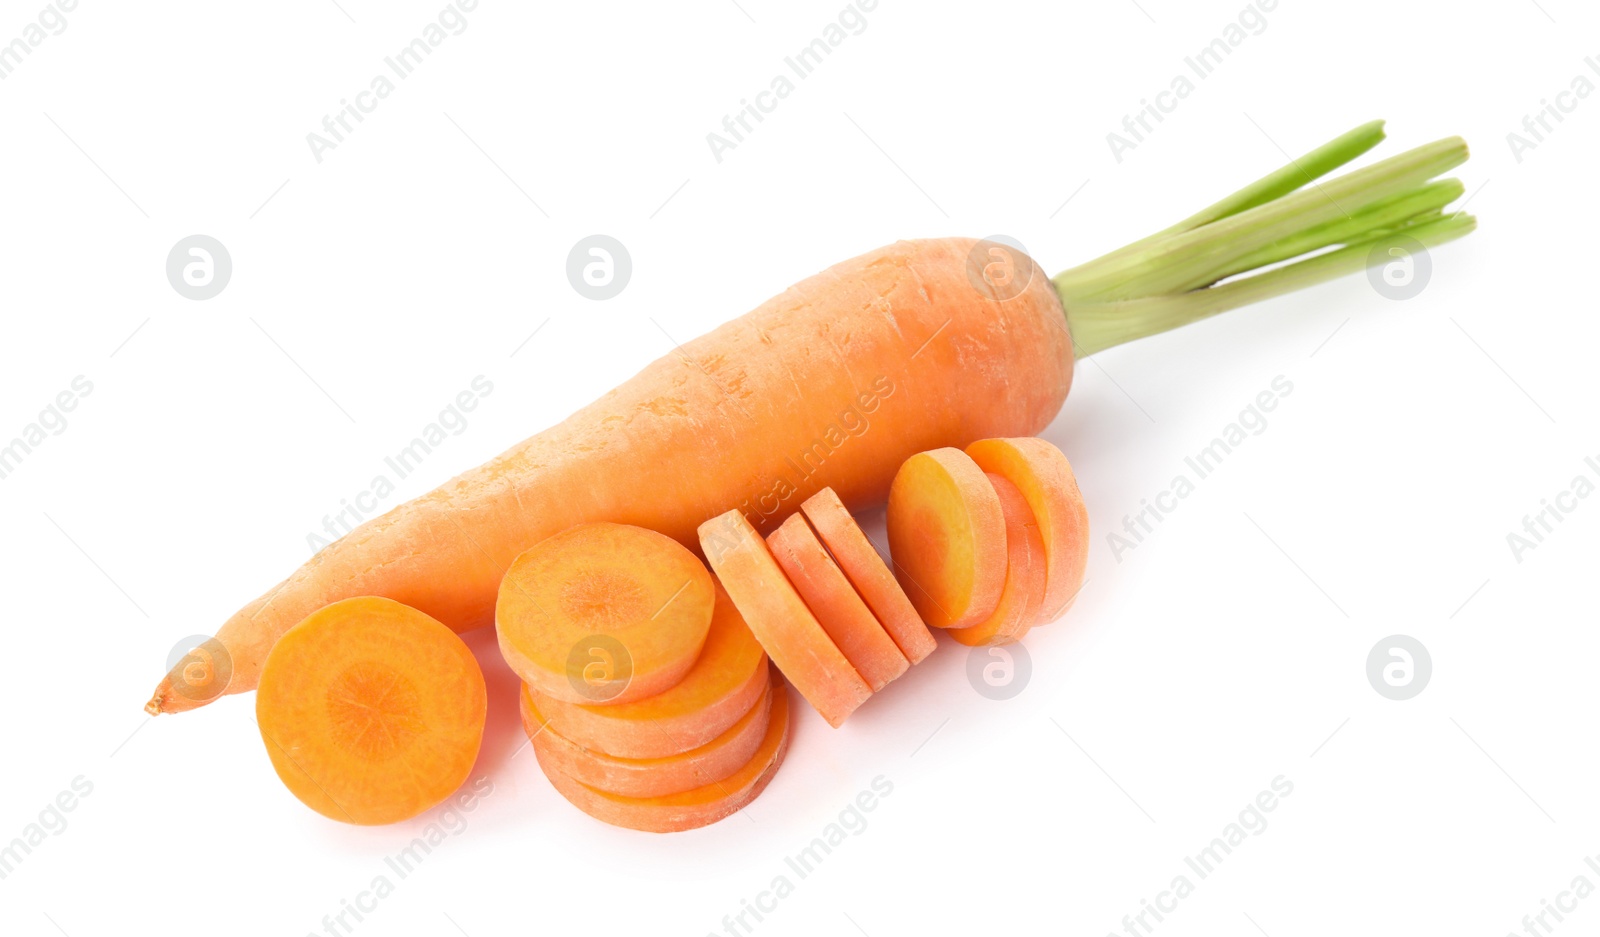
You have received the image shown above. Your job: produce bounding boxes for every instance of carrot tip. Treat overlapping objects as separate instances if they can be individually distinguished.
[144,696,162,716]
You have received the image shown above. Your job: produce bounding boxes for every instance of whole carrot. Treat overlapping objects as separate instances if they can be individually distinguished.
[148,120,1474,715]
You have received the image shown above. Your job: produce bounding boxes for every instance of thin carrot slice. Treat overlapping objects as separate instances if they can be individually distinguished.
[538,675,792,833]
[699,509,871,728]
[966,437,1090,623]
[255,596,486,825]
[767,512,908,692]
[496,523,714,706]
[521,679,772,799]
[800,488,936,664]
[885,448,1007,629]
[528,583,768,759]
[947,475,1047,647]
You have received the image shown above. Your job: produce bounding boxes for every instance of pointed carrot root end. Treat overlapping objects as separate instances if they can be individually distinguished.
[144,677,199,716]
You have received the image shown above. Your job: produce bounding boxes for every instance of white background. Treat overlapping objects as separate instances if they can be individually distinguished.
[1,0,1595,934]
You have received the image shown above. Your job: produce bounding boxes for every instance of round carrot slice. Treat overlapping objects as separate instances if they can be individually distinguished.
[496,523,714,706]
[767,512,908,692]
[538,675,792,833]
[528,583,768,759]
[800,487,936,664]
[521,679,772,798]
[947,475,1047,647]
[886,448,1006,629]
[699,509,871,728]
[255,596,487,825]
[966,437,1090,623]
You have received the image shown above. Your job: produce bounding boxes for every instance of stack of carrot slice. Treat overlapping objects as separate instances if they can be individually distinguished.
[497,523,791,833]
[890,438,1090,647]
[698,487,939,728]
[698,437,1087,729]
[498,439,1086,828]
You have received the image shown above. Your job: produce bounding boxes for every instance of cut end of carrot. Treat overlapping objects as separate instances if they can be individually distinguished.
[966,437,1090,624]
[947,475,1047,648]
[256,596,487,826]
[496,523,714,707]
[528,582,770,760]
[886,448,1007,630]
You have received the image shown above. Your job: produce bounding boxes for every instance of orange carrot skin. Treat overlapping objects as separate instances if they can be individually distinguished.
[151,238,1072,713]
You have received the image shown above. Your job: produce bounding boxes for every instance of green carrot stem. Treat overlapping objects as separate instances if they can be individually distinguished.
[1054,135,1470,303]
[1088,119,1389,264]
[1203,177,1465,286]
[1064,213,1477,358]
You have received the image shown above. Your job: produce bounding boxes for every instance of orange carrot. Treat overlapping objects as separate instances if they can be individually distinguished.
[151,123,1476,714]
[528,583,768,759]
[966,438,1089,622]
[699,509,870,728]
[947,475,1047,648]
[800,487,936,664]
[148,238,1069,715]
[255,596,486,825]
[495,523,713,706]
[886,448,1007,629]
[767,512,908,692]
[520,679,772,799]
[538,675,792,833]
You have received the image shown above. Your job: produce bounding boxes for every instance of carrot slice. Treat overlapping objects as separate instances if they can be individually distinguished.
[885,448,1007,629]
[767,512,908,692]
[521,679,772,799]
[966,437,1090,623]
[255,596,486,825]
[496,523,714,706]
[947,475,1047,647]
[699,509,871,728]
[800,488,936,664]
[527,583,768,759]
[538,675,792,833]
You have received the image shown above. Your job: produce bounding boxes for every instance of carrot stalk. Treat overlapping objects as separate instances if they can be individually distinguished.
[1053,121,1476,357]
[1065,213,1477,357]
[1210,177,1465,284]
[1092,119,1390,260]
